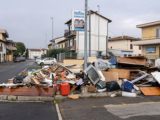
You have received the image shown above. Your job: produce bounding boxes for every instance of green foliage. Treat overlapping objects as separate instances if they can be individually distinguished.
[48,48,68,58]
[14,42,26,57]
[25,48,28,58]
[54,99,61,104]
[10,98,16,101]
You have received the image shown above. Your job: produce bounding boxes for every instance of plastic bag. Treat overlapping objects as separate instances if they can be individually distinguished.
[121,81,134,92]
[106,81,120,92]
[95,59,111,71]
[13,75,26,84]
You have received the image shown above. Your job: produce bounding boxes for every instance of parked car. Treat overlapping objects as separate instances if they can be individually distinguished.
[35,57,41,63]
[37,58,57,66]
[20,57,26,61]
[14,58,21,62]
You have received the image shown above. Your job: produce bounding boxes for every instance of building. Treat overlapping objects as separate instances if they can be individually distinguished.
[0,30,9,63]
[6,40,17,61]
[64,10,112,58]
[28,48,48,59]
[108,36,141,56]
[132,20,160,66]
[50,36,66,49]
[48,43,52,50]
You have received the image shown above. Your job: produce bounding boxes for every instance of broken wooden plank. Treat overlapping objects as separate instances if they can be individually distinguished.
[107,68,130,79]
[101,71,118,82]
[117,57,147,66]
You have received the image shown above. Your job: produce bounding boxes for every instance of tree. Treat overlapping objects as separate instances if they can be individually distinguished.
[48,48,68,58]
[14,42,26,57]
[25,48,28,58]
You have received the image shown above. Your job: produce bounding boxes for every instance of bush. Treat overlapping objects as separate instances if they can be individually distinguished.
[48,48,68,58]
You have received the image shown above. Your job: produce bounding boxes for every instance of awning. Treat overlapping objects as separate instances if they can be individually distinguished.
[6,45,17,51]
[132,39,160,46]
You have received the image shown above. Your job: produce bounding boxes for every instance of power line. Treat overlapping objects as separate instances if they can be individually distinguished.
[108,30,119,37]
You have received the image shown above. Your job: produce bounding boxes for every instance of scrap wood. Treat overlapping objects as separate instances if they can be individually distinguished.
[0,87,56,97]
[108,68,130,79]
[70,86,78,93]
[101,71,118,82]
[31,76,40,84]
[117,57,147,66]
[68,95,79,99]
[31,83,49,89]
[140,87,160,96]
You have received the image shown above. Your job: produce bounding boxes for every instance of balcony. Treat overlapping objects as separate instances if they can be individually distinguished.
[64,31,76,38]
[142,36,160,40]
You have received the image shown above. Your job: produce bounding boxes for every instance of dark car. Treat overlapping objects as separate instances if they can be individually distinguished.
[20,57,26,61]
[15,58,21,62]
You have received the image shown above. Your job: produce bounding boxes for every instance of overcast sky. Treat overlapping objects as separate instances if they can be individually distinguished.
[0,0,159,49]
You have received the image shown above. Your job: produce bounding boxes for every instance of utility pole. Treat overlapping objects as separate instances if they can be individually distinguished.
[89,10,91,57]
[106,23,108,56]
[84,0,88,71]
[51,17,54,49]
[97,5,100,55]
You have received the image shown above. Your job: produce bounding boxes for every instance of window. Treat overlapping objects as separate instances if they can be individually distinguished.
[130,44,133,49]
[139,46,141,50]
[124,54,127,57]
[156,28,160,38]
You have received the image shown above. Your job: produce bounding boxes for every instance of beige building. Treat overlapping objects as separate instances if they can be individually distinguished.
[108,36,141,55]
[133,21,160,66]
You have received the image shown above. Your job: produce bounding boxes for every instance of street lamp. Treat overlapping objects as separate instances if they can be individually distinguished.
[97,5,100,55]
[51,17,54,49]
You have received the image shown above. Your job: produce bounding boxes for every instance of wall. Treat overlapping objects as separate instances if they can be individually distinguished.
[108,40,128,49]
[48,45,52,50]
[29,50,41,59]
[0,42,6,62]
[76,13,108,58]
[142,25,160,40]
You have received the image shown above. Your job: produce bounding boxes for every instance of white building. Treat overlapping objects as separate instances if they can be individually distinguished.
[29,48,48,59]
[108,36,142,56]
[0,30,8,62]
[64,10,112,58]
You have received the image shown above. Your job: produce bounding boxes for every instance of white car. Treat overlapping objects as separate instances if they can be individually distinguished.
[37,58,57,66]
[35,57,41,63]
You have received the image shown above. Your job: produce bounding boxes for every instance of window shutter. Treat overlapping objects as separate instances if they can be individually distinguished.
[156,28,159,38]
[139,46,141,50]
[130,44,133,49]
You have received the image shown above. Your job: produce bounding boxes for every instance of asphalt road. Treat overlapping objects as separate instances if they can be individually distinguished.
[59,95,160,120]
[0,101,58,120]
[0,60,39,83]
[0,60,58,120]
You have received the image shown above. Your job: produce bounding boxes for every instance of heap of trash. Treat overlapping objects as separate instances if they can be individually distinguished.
[2,56,160,97]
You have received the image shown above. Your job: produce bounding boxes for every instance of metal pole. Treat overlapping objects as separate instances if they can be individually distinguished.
[97,5,100,55]
[84,0,88,71]
[51,17,53,49]
[89,10,91,57]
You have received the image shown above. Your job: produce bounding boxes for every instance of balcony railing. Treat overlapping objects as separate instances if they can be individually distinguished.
[64,30,76,37]
[142,36,160,40]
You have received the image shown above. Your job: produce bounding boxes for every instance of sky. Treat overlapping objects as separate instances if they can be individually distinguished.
[0,0,159,49]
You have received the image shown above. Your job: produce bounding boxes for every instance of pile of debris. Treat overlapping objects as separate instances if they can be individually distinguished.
[1,56,160,97]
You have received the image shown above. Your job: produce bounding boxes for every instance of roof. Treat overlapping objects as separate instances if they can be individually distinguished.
[48,43,52,46]
[109,36,141,41]
[136,20,160,28]
[65,10,112,24]
[41,48,48,51]
[132,39,160,46]
[6,40,15,43]
[0,29,9,38]
[29,49,41,51]
[50,36,64,42]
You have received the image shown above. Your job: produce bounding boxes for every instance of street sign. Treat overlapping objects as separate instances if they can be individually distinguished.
[72,10,85,31]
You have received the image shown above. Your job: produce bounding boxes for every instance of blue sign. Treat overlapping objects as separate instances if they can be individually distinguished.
[146,47,156,53]
[19,52,21,55]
